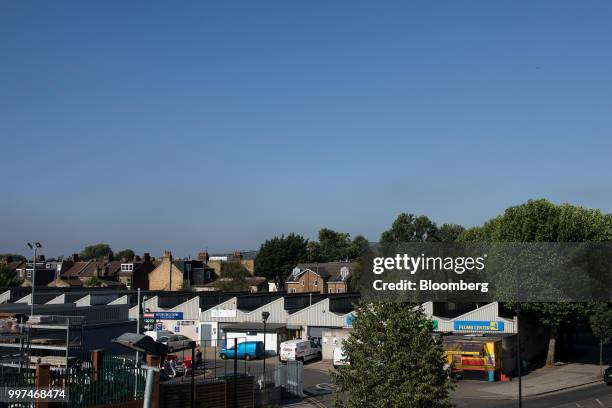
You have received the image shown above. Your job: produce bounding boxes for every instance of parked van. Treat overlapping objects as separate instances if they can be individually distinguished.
[279,339,321,363]
[333,346,349,369]
[220,341,265,361]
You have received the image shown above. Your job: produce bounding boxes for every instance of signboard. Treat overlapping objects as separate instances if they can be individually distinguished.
[143,313,156,331]
[344,313,355,327]
[432,320,439,331]
[453,320,504,332]
[156,322,163,331]
[153,312,183,320]
[211,309,237,318]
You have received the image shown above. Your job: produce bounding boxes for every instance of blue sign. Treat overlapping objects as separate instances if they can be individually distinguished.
[154,312,184,320]
[454,320,504,332]
[345,313,355,327]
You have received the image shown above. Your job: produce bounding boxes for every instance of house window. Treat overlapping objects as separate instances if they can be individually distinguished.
[290,288,296,293]
[328,288,333,293]
[27,271,32,278]
[121,264,133,272]
[337,288,343,293]
[301,281,305,286]
[314,280,318,286]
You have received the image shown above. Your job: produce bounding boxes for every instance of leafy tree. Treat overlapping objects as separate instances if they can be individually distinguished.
[332,302,452,408]
[84,276,102,287]
[0,265,19,287]
[214,261,251,292]
[458,199,612,365]
[436,224,465,242]
[318,228,352,261]
[380,213,439,243]
[255,234,309,285]
[0,254,27,262]
[80,244,113,261]
[115,249,135,262]
[589,302,612,376]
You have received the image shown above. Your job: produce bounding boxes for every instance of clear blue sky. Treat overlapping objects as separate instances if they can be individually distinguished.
[2,1,611,258]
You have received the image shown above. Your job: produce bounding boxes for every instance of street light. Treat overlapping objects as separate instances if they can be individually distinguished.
[262,311,270,380]
[26,242,42,317]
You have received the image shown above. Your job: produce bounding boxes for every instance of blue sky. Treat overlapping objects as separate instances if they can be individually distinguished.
[2,1,611,257]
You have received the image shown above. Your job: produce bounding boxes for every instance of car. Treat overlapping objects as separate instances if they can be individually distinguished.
[144,330,174,341]
[279,339,321,363]
[157,334,196,353]
[605,366,612,385]
[219,341,265,360]
[333,345,349,369]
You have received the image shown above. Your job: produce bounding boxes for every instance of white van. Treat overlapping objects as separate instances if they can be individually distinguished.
[333,346,349,369]
[279,339,321,363]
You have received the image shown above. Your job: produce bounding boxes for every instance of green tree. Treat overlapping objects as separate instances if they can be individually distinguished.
[589,302,612,376]
[115,249,135,261]
[458,199,612,365]
[0,254,27,262]
[380,213,439,243]
[436,224,465,242]
[332,302,452,408]
[84,276,102,287]
[214,261,251,292]
[0,265,19,287]
[318,228,352,261]
[255,234,309,284]
[80,244,113,261]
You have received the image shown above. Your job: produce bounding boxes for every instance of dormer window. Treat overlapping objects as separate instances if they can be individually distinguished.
[121,264,133,272]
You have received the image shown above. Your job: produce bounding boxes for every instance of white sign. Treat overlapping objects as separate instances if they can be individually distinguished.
[211,309,237,318]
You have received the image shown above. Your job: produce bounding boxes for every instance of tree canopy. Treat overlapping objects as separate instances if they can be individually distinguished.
[458,199,612,365]
[115,249,135,262]
[380,213,464,243]
[79,243,113,261]
[332,302,452,408]
[0,265,19,287]
[307,229,369,262]
[254,234,309,284]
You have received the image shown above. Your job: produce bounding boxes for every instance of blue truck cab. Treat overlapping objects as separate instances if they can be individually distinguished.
[220,341,265,360]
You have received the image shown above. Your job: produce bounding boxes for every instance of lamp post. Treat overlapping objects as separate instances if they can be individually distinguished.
[262,311,270,380]
[26,242,41,316]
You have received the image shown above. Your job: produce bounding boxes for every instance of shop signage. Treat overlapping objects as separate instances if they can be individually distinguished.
[154,312,183,320]
[453,320,504,331]
[432,320,439,330]
[211,309,237,318]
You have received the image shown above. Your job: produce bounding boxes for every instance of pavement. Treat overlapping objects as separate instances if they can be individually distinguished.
[455,363,604,399]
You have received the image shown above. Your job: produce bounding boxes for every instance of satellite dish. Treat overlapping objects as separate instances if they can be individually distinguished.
[340,266,349,280]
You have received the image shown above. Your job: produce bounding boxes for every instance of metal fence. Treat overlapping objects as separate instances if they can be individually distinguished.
[49,355,146,408]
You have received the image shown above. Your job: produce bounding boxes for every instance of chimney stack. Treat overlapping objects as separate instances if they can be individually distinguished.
[72,253,80,262]
[144,253,151,263]
[233,251,242,260]
[163,251,173,262]
[198,251,210,263]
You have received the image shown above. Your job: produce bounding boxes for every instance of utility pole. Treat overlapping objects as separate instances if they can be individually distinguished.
[26,242,41,316]
[516,269,522,408]
[135,288,141,397]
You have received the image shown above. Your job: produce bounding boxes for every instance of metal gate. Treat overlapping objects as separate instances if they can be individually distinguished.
[274,360,303,397]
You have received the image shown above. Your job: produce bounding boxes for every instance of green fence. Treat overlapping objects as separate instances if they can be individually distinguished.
[49,357,146,408]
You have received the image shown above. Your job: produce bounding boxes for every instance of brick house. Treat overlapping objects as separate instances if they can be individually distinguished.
[284,262,353,294]
[148,251,215,291]
[117,253,156,290]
